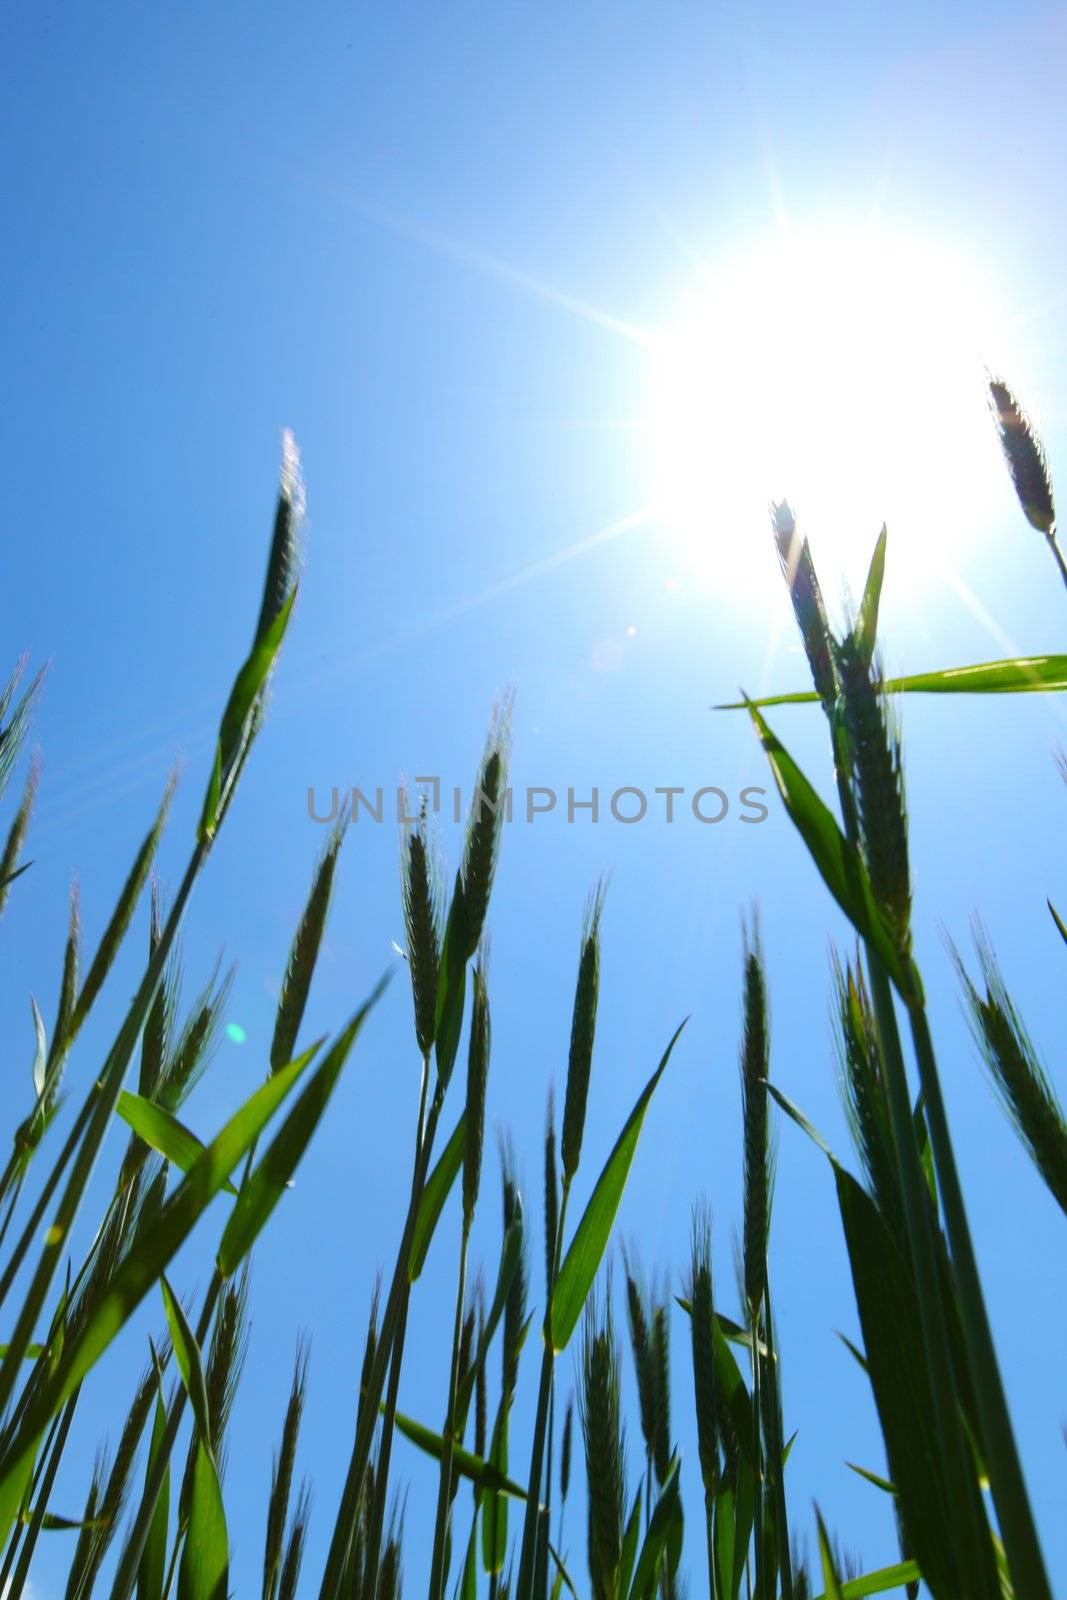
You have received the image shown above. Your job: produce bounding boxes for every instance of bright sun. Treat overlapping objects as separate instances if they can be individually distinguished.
[646,227,1011,597]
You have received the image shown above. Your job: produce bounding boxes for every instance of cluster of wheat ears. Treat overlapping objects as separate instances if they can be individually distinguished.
[0,381,1064,1600]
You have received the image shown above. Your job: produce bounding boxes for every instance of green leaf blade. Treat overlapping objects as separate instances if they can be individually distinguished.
[550,1021,685,1353]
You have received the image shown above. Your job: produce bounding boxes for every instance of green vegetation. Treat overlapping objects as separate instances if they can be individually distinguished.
[0,379,1063,1599]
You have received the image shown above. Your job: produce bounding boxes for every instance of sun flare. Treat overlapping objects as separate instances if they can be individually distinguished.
[646,227,1011,597]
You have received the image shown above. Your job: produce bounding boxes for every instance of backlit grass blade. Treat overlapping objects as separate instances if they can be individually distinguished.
[0,1049,318,1533]
[116,1094,239,1197]
[550,1020,685,1353]
[0,843,209,1412]
[1048,899,1067,948]
[847,1462,896,1494]
[815,1509,845,1600]
[742,702,913,998]
[217,980,387,1275]
[69,777,176,1042]
[160,1281,228,1600]
[764,1083,833,1157]
[29,997,47,1100]
[160,1279,214,1458]
[854,526,887,667]
[618,1487,642,1600]
[718,653,1067,709]
[178,1442,228,1600]
[392,1410,527,1499]
[808,1560,922,1600]
[626,1456,682,1600]
[409,1112,466,1282]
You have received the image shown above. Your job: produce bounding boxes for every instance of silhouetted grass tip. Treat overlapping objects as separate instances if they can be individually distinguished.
[401,794,443,1059]
[561,880,606,1183]
[770,500,837,707]
[254,430,306,651]
[988,378,1056,536]
[459,693,514,960]
[957,929,1067,1217]
[740,916,773,1325]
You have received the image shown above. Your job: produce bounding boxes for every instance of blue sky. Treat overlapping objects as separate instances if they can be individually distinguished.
[4,2,1067,1594]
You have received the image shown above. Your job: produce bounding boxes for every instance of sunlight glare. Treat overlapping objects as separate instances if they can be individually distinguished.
[647,228,1010,599]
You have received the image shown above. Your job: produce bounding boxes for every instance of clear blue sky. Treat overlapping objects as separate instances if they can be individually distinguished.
[3,3,1066,1594]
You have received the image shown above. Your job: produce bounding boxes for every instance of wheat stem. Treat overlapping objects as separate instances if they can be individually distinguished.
[428,1219,471,1600]
[318,1087,444,1598]
[516,1181,570,1600]
[359,1054,434,1600]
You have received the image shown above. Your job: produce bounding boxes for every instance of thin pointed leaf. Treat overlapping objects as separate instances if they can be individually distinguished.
[30,1510,109,1531]
[618,1486,642,1600]
[626,1458,682,1600]
[815,1509,845,1600]
[718,653,1067,710]
[117,1094,239,1196]
[71,780,174,1039]
[160,1278,214,1457]
[847,1462,897,1495]
[30,997,47,1099]
[177,1442,228,1600]
[550,1021,685,1352]
[409,1112,466,1283]
[765,1082,833,1157]
[0,1047,318,1530]
[809,1559,922,1600]
[217,979,387,1276]
[393,1409,526,1500]
[162,1291,228,1600]
[855,527,887,666]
